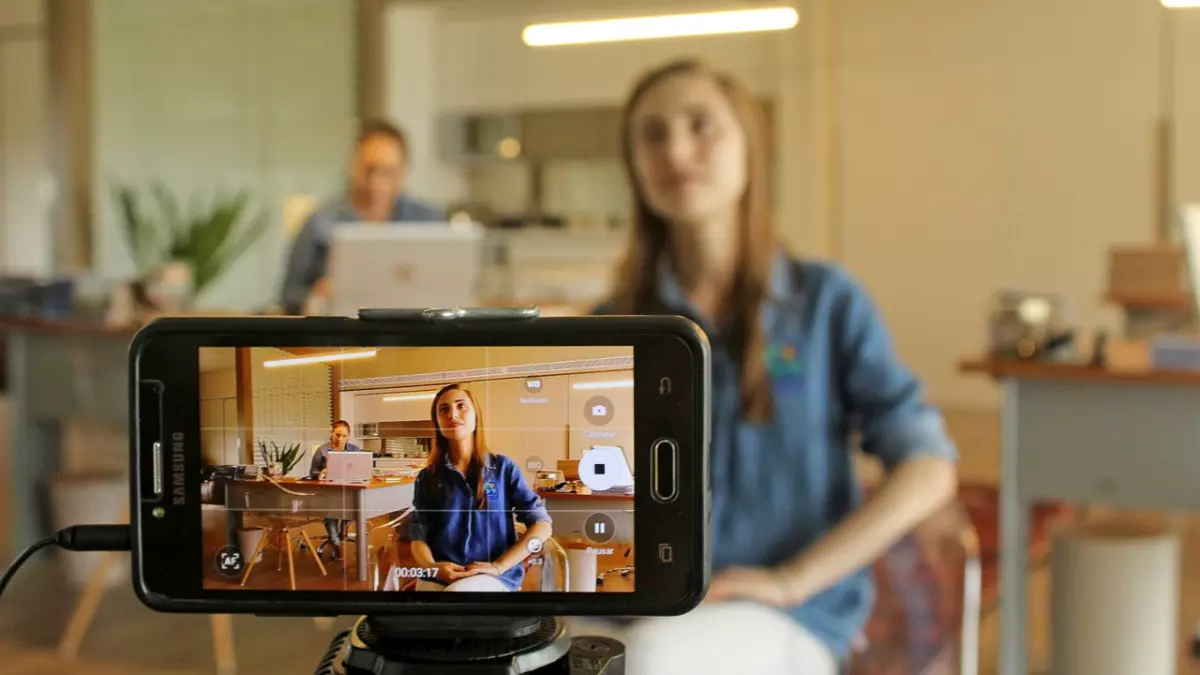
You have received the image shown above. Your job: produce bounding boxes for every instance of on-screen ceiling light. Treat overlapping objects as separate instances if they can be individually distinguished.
[1163,1,1200,7]
[383,392,438,402]
[522,7,800,47]
[572,379,634,390]
[262,349,377,368]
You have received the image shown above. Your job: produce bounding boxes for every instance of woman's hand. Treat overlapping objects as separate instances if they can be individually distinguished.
[704,566,798,608]
[434,561,471,583]
[465,561,501,577]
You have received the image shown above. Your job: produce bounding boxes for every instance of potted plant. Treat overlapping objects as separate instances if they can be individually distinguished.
[114,181,269,308]
[257,440,307,477]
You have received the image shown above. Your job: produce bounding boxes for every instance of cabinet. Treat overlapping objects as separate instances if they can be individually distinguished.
[200,397,241,466]
[470,376,570,481]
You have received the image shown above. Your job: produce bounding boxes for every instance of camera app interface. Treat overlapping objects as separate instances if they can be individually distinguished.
[198,345,635,594]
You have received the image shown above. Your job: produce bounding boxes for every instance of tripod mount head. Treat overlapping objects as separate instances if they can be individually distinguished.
[315,615,625,674]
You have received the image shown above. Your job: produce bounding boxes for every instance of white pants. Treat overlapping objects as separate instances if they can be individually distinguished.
[569,601,838,675]
[413,576,510,592]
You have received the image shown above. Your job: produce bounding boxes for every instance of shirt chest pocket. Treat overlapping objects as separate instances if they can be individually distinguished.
[770,379,813,446]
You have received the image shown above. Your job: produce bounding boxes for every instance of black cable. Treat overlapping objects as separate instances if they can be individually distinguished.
[0,535,57,601]
[0,525,131,603]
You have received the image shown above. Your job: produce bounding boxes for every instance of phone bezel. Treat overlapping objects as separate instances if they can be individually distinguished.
[129,315,710,617]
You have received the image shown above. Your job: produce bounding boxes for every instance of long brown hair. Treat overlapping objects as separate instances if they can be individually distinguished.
[425,383,490,509]
[608,58,776,422]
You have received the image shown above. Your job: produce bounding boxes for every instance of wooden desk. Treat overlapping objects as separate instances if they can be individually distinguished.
[222,477,415,581]
[0,316,135,555]
[960,357,1200,675]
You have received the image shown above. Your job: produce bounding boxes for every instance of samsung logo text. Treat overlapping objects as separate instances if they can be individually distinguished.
[171,432,186,505]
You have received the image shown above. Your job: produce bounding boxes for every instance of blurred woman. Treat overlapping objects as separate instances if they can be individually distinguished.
[589,58,959,675]
[409,383,553,591]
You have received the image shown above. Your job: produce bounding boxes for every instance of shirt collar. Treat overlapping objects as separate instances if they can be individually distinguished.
[655,249,801,339]
[439,451,495,475]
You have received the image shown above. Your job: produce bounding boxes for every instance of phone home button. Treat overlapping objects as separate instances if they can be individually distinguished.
[651,438,679,503]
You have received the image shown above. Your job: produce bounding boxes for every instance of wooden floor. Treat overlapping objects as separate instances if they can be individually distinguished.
[0,556,355,675]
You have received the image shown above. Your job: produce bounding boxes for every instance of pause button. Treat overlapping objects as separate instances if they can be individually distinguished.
[583,513,616,544]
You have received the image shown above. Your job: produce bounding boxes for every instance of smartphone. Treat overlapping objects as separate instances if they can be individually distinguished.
[129,311,710,618]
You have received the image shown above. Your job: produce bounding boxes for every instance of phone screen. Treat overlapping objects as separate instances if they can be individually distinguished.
[199,344,636,595]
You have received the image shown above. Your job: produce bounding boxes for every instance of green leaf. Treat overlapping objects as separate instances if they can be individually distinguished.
[151,181,184,244]
[203,209,270,293]
[113,182,160,272]
[192,191,249,294]
[112,182,268,296]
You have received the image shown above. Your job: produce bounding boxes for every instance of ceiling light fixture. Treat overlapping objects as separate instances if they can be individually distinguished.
[522,7,800,47]
[262,349,377,368]
[383,392,438,402]
[1162,0,1200,7]
[572,379,635,390]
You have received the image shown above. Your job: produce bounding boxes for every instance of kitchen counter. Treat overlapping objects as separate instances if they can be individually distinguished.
[537,490,634,544]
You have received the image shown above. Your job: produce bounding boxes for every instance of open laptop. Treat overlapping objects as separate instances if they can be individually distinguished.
[325,451,374,483]
[326,222,484,317]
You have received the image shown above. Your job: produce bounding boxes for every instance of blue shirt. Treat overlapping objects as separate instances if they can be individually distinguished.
[596,253,957,659]
[409,453,552,591]
[279,195,446,314]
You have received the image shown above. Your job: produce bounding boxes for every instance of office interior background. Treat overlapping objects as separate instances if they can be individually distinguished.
[2,0,1200,673]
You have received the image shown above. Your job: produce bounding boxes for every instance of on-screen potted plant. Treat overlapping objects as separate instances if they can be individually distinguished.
[113,181,270,312]
[257,440,307,478]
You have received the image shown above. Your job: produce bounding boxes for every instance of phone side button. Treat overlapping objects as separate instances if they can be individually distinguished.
[650,438,679,503]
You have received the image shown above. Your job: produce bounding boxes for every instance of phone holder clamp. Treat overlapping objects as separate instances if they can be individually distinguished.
[316,615,625,674]
[356,306,542,323]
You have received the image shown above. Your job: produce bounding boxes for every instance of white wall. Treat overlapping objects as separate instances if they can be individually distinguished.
[91,0,357,310]
[1175,10,1200,212]
[833,0,1167,408]
[0,0,52,277]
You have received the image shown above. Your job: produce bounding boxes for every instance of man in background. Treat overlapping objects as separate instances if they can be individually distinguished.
[280,119,444,314]
[309,420,364,561]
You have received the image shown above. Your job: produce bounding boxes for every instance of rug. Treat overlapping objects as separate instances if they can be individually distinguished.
[957,482,1073,607]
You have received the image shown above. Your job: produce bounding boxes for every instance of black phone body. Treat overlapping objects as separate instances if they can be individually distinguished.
[129,313,710,618]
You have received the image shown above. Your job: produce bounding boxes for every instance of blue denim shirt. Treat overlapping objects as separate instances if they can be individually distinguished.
[597,253,957,659]
[409,453,552,591]
[279,195,445,314]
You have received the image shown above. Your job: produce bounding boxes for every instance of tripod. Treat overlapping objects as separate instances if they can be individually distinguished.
[315,616,624,674]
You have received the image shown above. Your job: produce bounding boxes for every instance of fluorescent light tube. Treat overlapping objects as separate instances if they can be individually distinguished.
[1163,0,1200,7]
[572,379,635,390]
[383,392,438,402]
[522,7,800,47]
[262,349,377,368]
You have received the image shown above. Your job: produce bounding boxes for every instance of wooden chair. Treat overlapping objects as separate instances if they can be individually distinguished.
[240,515,328,590]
